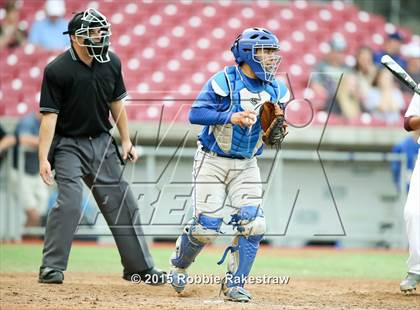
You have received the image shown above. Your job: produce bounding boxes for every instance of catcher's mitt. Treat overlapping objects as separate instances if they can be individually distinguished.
[259,101,287,146]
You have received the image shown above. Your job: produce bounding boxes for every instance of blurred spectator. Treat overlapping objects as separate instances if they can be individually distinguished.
[28,0,68,50]
[364,69,405,124]
[311,33,350,111]
[0,0,26,50]
[0,123,16,164]
[333,73,363,119]
[11,112,48,227]
[401,43,420,91]
[373,32,407,69]
[391,130,420,192]
[353,46,377,101]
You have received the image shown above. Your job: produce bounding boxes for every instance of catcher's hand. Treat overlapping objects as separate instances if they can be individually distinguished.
[230,110,257,128]
[259,101,288,146]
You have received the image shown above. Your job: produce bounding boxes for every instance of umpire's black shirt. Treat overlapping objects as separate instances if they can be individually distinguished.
[39,46,127,137]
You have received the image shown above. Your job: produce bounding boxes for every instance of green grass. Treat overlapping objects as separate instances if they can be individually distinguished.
[0,243,408,280]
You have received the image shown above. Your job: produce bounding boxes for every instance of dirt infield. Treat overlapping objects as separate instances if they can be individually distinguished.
[0,273,418,310]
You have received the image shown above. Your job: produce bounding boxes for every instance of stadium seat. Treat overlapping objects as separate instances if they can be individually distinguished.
[0,0,414,126]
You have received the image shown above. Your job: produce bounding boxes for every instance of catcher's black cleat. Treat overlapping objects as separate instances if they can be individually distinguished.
[38,267,64,284]
[123,267,167,286]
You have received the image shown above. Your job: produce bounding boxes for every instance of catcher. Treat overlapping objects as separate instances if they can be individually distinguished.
[169,28,290,302]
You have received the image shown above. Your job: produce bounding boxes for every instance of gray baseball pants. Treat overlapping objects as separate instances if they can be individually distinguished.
[41,132,154,274]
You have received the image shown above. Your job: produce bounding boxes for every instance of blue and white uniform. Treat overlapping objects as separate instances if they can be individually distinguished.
[187,65,289,219]
[170,27,289,301]
[170,66,289,291]
[191,65,289,159]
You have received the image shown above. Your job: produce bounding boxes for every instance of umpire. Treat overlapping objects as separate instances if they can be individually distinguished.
[38,8,165,285]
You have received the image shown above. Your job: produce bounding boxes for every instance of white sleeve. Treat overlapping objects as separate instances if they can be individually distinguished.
[405,93,420,117]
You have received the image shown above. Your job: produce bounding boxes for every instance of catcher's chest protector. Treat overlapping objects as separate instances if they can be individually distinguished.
[211,66,280,158]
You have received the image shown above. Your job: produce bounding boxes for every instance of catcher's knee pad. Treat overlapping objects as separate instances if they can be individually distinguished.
[231,205,266,237]
[218,206,265,287]
[170,214,222,270]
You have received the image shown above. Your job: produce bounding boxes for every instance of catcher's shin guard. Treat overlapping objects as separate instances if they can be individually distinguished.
[170,214,222,292]
[218,206,266,288]
[170,214,223,269]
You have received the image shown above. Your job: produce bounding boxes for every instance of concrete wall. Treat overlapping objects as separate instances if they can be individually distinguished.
[0,118,411,248]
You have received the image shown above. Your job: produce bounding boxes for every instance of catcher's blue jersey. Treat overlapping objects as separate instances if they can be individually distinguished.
[190,66,290,159]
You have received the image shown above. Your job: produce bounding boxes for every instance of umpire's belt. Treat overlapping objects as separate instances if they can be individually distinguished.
[201,146,246,160]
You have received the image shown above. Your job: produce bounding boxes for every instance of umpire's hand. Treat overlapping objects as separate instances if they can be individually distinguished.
[122,140,138,162]
[40,159,54,186]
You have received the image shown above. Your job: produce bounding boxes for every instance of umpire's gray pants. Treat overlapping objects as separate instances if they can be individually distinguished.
[41,133,154,273]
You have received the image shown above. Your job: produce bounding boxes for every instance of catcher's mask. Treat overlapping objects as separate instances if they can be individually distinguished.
[231,27,281,82]
[63,8,111,63]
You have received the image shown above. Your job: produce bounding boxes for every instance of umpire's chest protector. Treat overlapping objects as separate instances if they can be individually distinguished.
[210,66,284,158]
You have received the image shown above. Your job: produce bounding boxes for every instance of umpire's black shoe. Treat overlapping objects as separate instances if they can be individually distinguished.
[123,267,167,286]
[38,267,64,284]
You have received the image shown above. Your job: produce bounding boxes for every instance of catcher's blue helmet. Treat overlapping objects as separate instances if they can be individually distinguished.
[231,27,281,82]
